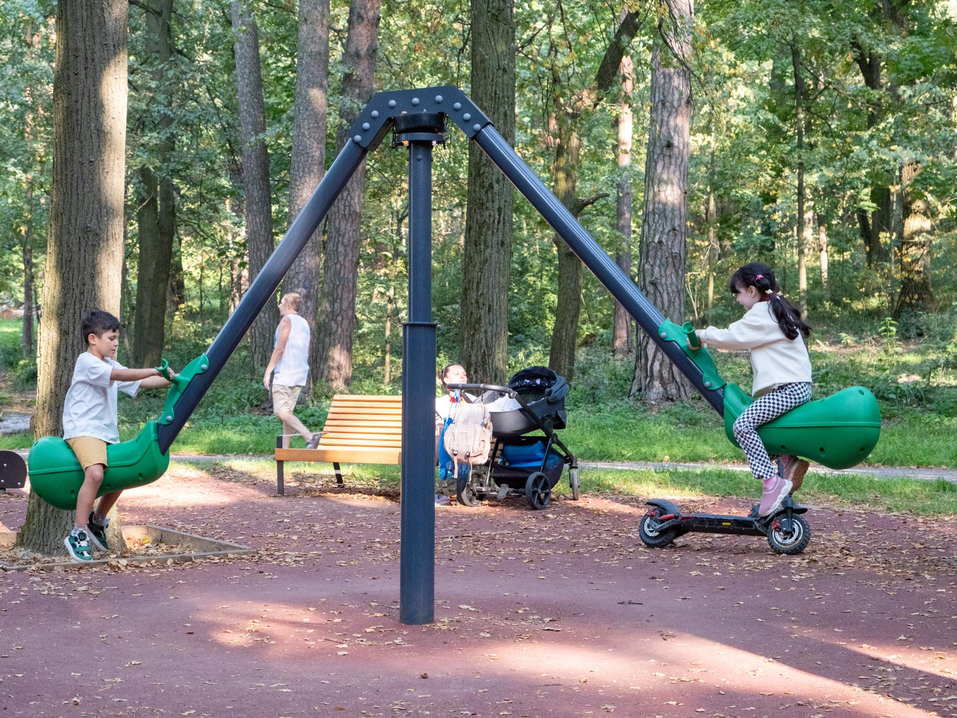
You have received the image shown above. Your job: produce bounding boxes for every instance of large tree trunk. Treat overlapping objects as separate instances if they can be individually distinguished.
[460,0,515,384]
[895,162,933,314]
[313,0,381,390]
[132,0,175,367]
[285,0,330,363]
[21,25,39,358]
[851,35,892,268]
[792,39,808,314]
[613,53,634,358]
[18,0,128,555]
[548,115,585,381]
[632,0,694,403]
[231,1,279,370]
[547,9,643,381]
[22,179,35,358]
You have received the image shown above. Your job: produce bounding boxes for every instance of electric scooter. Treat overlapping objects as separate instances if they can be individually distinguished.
[638,462,811,555]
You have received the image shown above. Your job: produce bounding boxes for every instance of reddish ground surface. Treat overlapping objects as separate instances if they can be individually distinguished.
[1,464,955,718]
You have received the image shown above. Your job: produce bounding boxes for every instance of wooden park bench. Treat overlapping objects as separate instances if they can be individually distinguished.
[274,395,402,495]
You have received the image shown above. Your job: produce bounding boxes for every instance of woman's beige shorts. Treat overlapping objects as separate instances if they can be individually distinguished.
[67,436,108,469]
[272,384,304,414]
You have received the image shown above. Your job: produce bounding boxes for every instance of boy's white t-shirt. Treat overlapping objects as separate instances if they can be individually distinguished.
[62,352,141,444]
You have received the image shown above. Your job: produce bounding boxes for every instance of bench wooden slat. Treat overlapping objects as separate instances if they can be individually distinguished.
[275,393,410,494]
[319,437,402,447]
[332,394,401,403]
[320,426,402,437]
[328,407,403,417]
[276,447,402,464]
[323,419,402,430]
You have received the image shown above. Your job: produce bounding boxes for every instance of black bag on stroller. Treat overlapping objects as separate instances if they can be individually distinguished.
[446,366,579,510]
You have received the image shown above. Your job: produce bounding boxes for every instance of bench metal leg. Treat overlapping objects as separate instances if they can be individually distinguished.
[276,435,285,496]
[333,462,343,485]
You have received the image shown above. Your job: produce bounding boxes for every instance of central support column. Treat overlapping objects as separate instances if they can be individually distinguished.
[397,113,444,625]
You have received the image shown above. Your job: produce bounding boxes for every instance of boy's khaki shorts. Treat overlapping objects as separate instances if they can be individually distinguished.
[67,437,108,470]
[272,384,303,414]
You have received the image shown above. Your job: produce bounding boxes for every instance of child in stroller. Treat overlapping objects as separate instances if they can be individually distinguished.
[446,366,579,510]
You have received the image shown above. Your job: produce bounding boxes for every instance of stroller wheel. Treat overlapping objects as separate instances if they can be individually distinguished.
[569,466,580,500]
[524,472,551,510]
[456,473,481,508]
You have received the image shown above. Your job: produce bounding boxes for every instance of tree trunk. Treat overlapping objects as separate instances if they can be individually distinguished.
[818,215,829,298]
[132,0,175,367]
[460,0,515,384]
[548,114,584,381]
[851,40,891,267]
[313,0,381,390]
[547,9,644,381]
[613,53,634,358]
[231,1,279,370]
[895,162,933,314]
[22,180,35,357]
[632,0,693,403]
[791,39,807,314]
[19,0,129,555]
[285,0,330,361]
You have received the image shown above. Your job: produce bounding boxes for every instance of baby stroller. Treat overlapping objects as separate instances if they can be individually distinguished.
[446,366,579,510]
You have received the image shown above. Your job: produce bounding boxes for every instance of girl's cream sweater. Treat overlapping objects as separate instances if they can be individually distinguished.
[696,301,812,396]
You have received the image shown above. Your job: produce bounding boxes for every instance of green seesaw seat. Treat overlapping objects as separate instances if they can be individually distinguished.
[28,422,170,511]
[27,355,208,511]
[658,321,881,470]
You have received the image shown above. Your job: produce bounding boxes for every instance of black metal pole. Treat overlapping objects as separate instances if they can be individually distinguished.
[156,139,369,453]
[472,125,724,415]
[397,116,442,625]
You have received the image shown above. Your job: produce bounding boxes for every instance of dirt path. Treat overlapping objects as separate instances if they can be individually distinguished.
[1,465,955,717]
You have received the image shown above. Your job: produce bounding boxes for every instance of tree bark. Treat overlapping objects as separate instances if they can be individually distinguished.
[547,9,644,381]
[895,162,933,314]
[22,179,36,358]
[313,0,381,389]
[791,39,808,314]
[613,53,635,358]
[285,0,330,362]
[632,0,694,403]
[132,0,175,367]
[460,0,515,384]
[19,0,129,555]
[851,36,892,268]
[818,215,829,298]
[231,1,279,370]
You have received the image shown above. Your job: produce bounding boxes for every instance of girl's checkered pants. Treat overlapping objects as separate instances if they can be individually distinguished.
[732,382,812,480]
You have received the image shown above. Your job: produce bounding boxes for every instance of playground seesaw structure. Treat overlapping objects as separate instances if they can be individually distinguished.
[20,86,879,622]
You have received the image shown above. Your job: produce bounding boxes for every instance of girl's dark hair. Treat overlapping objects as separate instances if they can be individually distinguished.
[728,263,811,340]
[439,363,464,392]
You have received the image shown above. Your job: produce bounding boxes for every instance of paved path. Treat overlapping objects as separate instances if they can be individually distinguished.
[1,464,955,717]
[9,448,957,484]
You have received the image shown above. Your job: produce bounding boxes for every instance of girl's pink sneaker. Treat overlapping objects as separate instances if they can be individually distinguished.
[759,476,793,517]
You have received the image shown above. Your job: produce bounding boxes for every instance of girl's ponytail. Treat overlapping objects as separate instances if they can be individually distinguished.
[729,263,812,340]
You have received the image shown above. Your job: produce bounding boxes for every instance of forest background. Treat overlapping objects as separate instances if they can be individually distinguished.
[1,0,956,478]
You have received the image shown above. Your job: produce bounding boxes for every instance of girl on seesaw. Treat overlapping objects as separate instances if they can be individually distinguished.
[691,263,813,517]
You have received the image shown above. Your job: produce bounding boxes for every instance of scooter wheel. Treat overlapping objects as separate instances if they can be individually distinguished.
[766,514,811,555]
[639,511,679,548]
[456,473,482,508]
[525,472,551,510]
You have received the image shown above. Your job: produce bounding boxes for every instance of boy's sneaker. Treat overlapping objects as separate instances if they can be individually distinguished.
[434,494,450,506]
[758,476,793,517]
[779,455,810,493]
[64,529,94,562]
[87,513,108,551]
